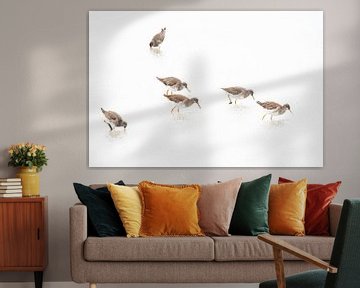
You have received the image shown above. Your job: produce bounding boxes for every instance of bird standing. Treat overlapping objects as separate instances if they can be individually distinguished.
[101,108,127,131]
[157,77,190,94]
[164,94,201,113]
[221,87,254,104]
[256,101,292,120]
[149,27,166,48]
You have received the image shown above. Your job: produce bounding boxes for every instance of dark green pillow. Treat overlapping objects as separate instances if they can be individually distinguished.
[229,174,272,236]
[73,181,126,237]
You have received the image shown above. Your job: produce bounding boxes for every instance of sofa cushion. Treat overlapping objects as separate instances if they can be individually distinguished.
[108,184,142,238]
[212,236,334,261]
[269,179,307,236]
[229,174,271,236]
[73,181,126,237]
[279,177,341,236]
[84,236,214,261]
[139,181,203,237]
[198,178,242,236]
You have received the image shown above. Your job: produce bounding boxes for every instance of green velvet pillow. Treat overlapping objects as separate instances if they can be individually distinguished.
[229,174,272,236]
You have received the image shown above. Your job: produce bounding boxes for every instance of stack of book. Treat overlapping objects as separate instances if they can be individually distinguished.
[0,178,22,197]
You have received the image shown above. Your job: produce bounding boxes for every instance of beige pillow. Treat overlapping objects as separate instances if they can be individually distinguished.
[198,178,242,236]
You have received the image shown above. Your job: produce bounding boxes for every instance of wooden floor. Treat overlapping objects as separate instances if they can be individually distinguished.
[0,283,259,288]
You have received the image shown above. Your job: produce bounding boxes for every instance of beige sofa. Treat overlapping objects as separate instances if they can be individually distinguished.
[70,203,342,288]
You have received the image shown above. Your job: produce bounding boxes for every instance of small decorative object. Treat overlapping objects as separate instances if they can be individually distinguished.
[8,143,48,197]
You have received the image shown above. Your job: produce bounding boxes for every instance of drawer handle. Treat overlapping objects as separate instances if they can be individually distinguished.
[37,228,40,240]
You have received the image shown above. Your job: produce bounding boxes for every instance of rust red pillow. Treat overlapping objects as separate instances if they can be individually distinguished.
[278,177,341,236]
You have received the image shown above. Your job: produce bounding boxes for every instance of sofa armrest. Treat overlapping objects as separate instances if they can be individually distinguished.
[329,203,342,237]
[69,203,88,283]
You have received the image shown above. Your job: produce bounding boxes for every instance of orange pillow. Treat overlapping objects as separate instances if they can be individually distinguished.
[269,179,307,236]
[138,181,204,237]
[278,177,341,236]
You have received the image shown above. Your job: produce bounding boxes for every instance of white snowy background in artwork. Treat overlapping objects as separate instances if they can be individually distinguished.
[89,11,323,167]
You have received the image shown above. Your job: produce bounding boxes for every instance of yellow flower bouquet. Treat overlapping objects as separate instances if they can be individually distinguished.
[8,142,48,172]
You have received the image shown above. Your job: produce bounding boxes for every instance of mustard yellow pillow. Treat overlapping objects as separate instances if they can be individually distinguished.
[138,181,204,237]
[107,183,142,238]
[269,179,307,236]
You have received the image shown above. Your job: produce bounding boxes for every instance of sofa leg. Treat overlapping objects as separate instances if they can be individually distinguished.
[89,283,97,288]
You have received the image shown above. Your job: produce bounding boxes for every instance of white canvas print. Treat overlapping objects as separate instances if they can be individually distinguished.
[89,11,323,167]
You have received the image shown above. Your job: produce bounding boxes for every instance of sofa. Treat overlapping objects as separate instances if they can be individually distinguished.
[70,201,342,287]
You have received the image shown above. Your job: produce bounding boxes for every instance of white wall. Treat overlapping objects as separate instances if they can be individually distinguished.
[0,0,359,282]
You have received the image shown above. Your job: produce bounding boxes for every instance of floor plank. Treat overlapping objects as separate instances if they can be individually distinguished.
[0,282,259,288]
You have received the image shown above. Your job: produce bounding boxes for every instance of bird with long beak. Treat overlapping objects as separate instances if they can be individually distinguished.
[101,108,127,131]
[157,76,190,94]
[221,87,255,104]
[164,94,201,113]
[149,27,166,48]
[256,101,292,120]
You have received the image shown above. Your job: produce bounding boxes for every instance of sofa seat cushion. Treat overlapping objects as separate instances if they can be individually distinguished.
[84,236,214,261]
[212,236,334,261]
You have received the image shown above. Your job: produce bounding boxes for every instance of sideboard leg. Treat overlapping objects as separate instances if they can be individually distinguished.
[90,283,97,288]
[34,271,43,288]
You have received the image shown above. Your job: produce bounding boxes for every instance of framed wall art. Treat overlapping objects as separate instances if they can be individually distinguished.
[89,11,323,167]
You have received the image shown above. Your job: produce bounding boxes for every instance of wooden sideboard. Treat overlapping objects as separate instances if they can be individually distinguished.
[0,197,47,288]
